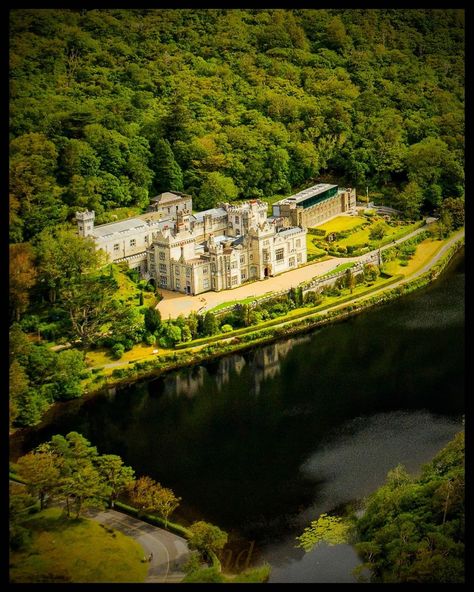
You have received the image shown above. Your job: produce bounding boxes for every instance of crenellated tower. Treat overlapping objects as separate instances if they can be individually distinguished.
[75,210,95,238]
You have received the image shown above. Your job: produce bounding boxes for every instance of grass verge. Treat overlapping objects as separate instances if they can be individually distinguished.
[9,508,148,583]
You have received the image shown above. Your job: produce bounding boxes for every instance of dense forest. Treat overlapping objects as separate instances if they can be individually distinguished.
[10,8,464,243]
[355,431,464,583]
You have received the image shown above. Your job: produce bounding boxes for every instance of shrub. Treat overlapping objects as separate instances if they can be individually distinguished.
[303,291,323,306]
[122,338,134,351]
[369,221,388,241]
[308,228,326,237]
[111,343,125,359]
[221,324,233,333]
[126,268,140,283]
[144,333,156,346]
[19,314,41,332]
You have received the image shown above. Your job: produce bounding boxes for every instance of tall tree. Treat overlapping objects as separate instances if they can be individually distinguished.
[151,138,184,194]
[144,306,162,334]
[202,311,219,336]
[51,349,86,400]
[61,463,110,519]
[16,451,63,510]
[396,181,424,219]
[9,243,37,322]
[9,132,66,240]
[58,274,117,347]
[96,455,135,508]
[195,172,238,211]
[34,227,104,303]
[9,360,29,427]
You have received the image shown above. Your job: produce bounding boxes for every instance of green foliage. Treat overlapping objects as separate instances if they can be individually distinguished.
[395,181,424,219]
[355,432,464,583]
[369,221,388,241]
[111,343,125,359]
[151,138,183,194]
[203,311,219,336]
[439,197,464,229]
[52,349,86,400]
[363,263,380,283]
[143,332,156,346]
[296,513,351,552]
[195,172,238,210]
[144,306,161,334]
[16,452,63,510]
[9,243,37,322]
[303,290,323,306]
[158,322,182,347]
[187,521,228,561]
[220,323,233,333]
[34,227,104,303]
[182,566,224,583]
[10,8,462,240]
[96,454,135,507]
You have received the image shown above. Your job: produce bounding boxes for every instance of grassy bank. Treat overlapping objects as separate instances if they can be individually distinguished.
[9,508,148,584]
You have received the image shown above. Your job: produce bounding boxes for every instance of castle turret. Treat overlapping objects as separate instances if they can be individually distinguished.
[76,210,95,238]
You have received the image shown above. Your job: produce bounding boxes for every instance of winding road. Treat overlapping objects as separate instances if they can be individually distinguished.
[85,508,191,583]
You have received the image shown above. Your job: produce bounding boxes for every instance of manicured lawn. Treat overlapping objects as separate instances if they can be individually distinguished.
[208,294,267,313]
[312,215,367,233]
[337,221,419,248]
[85,343,167,368]
[306,234,328,256]
[383,238,446,276]
[9,508,148,583]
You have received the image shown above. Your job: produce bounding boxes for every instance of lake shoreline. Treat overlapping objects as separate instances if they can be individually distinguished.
[9,234,464,450]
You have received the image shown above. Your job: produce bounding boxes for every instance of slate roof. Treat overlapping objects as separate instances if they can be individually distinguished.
[192,208,227,221]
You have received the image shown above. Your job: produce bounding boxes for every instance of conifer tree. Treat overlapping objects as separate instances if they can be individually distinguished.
[152,138,183,194]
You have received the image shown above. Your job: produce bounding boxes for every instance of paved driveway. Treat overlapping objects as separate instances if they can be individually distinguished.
[86,508,190,583]
[156,225,430,319]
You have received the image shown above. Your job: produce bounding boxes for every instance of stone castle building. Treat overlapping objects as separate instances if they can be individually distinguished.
[76,192,307,295]
[272,183,356,228]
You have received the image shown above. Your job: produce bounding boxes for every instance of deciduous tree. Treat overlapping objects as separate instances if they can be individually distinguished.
[9,243,37,322]
[187,521,228,560]
[297,513,351,552]
[195,172,238,211]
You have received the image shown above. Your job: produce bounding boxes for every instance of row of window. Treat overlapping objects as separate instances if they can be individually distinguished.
[113,237,148,251]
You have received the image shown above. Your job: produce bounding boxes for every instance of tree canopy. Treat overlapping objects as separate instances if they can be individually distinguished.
[354,432,464,583]
[9,8,464,242]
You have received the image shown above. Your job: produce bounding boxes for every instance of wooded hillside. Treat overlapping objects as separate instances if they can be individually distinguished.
[10,9,464,242]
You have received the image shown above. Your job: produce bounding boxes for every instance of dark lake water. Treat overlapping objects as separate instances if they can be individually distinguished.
[10,249,464,582]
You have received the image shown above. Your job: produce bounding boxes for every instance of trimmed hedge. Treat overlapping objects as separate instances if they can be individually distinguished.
[113,500,190,538]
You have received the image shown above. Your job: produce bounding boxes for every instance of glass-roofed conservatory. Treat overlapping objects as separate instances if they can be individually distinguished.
[273,183,339,213]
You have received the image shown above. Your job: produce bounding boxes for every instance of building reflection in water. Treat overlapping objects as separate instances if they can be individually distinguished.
[161,334,312,399]
[163,365,207,398]
[252,335,311,395]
